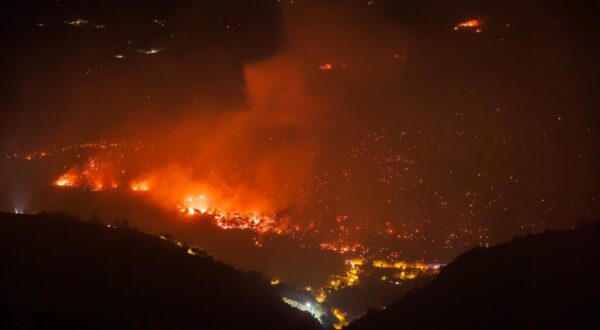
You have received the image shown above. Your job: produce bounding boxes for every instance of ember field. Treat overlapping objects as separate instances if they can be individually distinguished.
[1,0,599,327]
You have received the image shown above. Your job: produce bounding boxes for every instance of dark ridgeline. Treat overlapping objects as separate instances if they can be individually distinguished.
[347,221,600,330]
[2,211,599,330]
[0,212,321,330]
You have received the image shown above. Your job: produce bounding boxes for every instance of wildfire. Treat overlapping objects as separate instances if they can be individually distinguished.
[54,173,77,187]
[52,156,123,192]
[332,308,348,329]
[92,181,104,191]
[319,242,362,254]
[43,142,477,263]
[52,157,292,237]
[130,180,150,191]
[453,19,482,33]
[179,195,209,215]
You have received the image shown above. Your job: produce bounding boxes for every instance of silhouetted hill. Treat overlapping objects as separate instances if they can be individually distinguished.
[0,212,321,330]
[347,222,600,330]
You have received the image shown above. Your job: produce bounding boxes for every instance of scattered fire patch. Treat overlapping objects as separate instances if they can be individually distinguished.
[453,19,483,33]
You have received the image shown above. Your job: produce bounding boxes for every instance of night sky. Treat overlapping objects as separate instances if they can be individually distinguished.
[1,0,599,286]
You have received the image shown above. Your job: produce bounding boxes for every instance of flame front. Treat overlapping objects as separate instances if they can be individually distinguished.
[130,180,150,191]
[52,155,122,192]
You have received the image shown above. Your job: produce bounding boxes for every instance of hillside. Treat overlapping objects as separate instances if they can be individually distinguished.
[0,212,321,330]
[347,221,600,330]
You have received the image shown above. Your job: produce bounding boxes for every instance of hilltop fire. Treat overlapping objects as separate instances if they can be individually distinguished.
[52,152,124,192]
[36,136,496,264]
[2,1,599,329]
[3,2,593,311]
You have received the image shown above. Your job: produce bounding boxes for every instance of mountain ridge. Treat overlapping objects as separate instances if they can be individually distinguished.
[346,221,600,329]
[0,212,321,330]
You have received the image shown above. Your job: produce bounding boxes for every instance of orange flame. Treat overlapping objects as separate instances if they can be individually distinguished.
[179,195,209,215]
[52,156,122,191]
[130,180,150,191]
[453,19,482,33]
[54,173,77,187]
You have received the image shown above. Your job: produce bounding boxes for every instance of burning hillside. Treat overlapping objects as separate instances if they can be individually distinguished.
[1,0,598,298]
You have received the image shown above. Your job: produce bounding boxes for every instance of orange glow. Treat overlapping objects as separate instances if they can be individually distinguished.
[332,308,348,329]
[52,156,121,191]
[130,180,150,191]
[54,173,77,187]
[179,195,209,215]
[453,19,483,32]
[92,181,104,191]
[319,62,333,70]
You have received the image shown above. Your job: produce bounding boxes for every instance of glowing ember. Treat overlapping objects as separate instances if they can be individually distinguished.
[319,62,334,70]
[38,138,505,260]
[332,308,348,329]
[138,48,163,55]
[52,155,123,192]
[453,19,483,33]
[319,242,362,254]
[92,181,104,191]
[65,19,91,26]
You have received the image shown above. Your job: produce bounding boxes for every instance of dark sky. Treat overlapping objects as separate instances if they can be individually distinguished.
[0,0,599,285]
